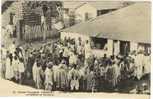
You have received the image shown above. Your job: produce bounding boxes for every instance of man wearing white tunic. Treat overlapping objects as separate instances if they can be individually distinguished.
[45,62,54,91]
[134,52,144,80]
[84,40,91,59]
[18,58,25,84]
[112,61,120,88]
[69,51,77,67]
[5,56,14,80]
[34,62,42,89]
[12,56,19,81]
[32,61,37,83]
[143,54,151,75]
[41,15,47,41]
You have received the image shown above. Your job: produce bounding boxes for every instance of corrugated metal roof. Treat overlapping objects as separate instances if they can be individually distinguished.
[61,2,151,43]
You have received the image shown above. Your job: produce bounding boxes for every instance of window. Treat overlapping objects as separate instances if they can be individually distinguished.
[138,43,151,54]
[120,41,130,55]
[91,37,107,49]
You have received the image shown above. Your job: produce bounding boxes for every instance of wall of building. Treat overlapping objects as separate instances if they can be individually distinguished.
[75,3,97,23]
[60,31,151,57]
[2,1,24,27]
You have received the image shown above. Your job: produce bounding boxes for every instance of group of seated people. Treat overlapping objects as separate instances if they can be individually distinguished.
[0,37,150,93]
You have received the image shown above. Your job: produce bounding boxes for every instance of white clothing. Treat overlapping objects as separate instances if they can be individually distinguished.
[143,56,151,74]
[32,62,37,82]
[63,47,69,57]
[9,43,16,54]
[12,59,19,72]
[70,79,79,90]
[6,24,14,35]
[69,52,77,65]
[41,16,45,24]
[18,62,25,73]
[45,67,53,85]
[135,54,144,79]
[85,43,91,59]
[5,58,14,79]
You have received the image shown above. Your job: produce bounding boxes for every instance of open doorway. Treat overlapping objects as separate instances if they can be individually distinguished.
[120,41,130,55]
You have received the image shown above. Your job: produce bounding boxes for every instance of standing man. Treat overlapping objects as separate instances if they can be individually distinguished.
[41,4,48,41]
[18,58,25,84]
[44,62,54,91]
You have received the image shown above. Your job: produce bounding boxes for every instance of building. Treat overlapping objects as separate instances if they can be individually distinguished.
[2,1,62,41]
[61,2,151,57]
[62,1,128,27]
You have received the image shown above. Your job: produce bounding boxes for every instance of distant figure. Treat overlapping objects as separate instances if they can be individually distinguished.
[41,14,47,41]
[6,22,14,38]
[41,5,48,41]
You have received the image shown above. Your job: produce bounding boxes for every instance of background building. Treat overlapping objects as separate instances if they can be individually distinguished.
[62,1,133,27]
[61,2,151,57]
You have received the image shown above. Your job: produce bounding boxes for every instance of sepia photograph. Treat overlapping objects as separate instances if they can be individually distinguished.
[0,0,151,98]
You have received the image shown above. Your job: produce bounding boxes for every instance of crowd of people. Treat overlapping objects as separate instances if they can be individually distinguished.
[0,36,150,93]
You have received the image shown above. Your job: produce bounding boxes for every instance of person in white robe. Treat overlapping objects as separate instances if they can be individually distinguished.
[5,56,14,80]
[34,62,42,89]
[69,52,77,66]
[134,52,144,80]
[18,58,25,84]
[112,61,120,88]
[12,56,19,81]
[143,54,151,75]
[84,40,91,59]
[44,62,54,91]
[32,61,37,83]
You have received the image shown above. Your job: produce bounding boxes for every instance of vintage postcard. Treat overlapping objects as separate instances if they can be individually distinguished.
[0,0,151,98]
